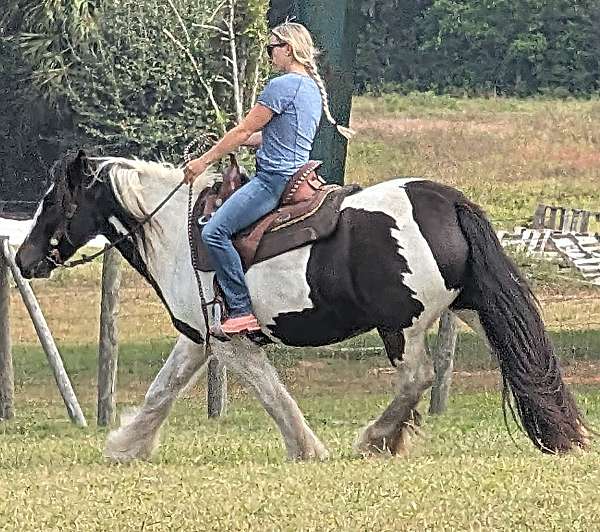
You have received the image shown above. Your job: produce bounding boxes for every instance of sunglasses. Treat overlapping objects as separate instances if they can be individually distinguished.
[266,42,287,59]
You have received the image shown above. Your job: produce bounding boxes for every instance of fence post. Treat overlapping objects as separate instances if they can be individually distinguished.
[207,357,227,418]
[429,310,458,415]
[97,248,121,426]
[0,237,14,420]
[1,239,87,426]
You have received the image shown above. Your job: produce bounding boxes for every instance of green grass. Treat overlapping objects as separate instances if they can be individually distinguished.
[1,381,600,530]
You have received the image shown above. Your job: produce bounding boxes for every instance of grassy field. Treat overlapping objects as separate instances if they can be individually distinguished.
[1,94,600,530]
[349,93,600,229]
[2,364,600,530]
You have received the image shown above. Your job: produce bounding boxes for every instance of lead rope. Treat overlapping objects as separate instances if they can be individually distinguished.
[184,141,213,354]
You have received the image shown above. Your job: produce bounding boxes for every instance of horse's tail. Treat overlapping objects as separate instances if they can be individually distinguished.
[454,200,589,453]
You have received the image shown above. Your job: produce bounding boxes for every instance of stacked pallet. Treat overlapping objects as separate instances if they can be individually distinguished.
[497,204,600,285]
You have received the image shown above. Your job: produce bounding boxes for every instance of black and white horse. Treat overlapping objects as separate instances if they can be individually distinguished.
[16,149,588,460]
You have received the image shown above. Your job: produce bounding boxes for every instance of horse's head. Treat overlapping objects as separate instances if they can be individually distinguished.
[16,149,106,278]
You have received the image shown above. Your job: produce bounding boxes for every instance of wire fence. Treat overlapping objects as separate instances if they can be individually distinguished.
[0,200,38,220]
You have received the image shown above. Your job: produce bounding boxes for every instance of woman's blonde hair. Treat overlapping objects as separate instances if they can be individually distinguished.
[271,21,355,140]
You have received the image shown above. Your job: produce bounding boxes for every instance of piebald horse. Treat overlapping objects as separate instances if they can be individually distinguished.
[16,149,588,460]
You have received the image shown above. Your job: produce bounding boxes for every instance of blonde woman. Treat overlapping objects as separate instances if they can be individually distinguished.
[184,21,354,335]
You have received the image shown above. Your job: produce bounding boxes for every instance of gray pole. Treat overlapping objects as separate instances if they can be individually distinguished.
[97,248,121,426]
[429,310,458,415]
[1,239,87,426]
[0,237,14,420]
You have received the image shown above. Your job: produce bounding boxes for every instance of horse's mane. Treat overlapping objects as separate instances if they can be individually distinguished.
[92,157,218,220]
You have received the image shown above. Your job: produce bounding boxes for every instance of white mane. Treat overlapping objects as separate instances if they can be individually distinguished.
[93,157,219,220]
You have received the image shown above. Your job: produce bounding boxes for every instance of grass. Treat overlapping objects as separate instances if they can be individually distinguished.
[349,93,600,229]
[2,94,600,530]
[2,367,600,530]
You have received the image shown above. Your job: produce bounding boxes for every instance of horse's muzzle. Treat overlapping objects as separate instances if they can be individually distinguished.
[15,248,54,279]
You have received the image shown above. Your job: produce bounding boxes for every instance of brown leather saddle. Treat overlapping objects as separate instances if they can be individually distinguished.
[191,155,360,271]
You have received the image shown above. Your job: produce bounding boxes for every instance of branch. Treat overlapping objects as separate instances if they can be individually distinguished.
[165,0,190,43]
[203,0,228,25]
[226,0,243,123]
[215,75,233,87]
[195,23,228,37]
[249,57,262,108]
[162,28,227,135]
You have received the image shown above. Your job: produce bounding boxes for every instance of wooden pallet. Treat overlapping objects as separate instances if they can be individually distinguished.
[498,226,600,285]
[533,204,600,233]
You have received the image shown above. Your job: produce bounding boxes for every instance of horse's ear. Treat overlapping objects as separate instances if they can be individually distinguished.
[67,149,89,188]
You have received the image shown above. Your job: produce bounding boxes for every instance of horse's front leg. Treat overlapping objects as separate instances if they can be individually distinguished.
[105,334,209,462]
[214,337,329,460]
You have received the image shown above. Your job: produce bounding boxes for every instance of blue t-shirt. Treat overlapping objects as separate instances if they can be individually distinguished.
[256,73,322,176]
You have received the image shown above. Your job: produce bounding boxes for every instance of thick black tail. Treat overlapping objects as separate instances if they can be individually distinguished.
[455,201,588,453]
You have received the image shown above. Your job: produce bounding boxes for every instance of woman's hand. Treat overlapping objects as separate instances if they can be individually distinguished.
[183,156,210,184]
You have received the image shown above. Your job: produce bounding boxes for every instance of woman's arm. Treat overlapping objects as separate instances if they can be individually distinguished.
[242,132,263,148]
[184,105,272,183]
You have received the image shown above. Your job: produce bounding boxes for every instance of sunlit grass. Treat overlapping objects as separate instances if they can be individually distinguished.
[1,379,600,531]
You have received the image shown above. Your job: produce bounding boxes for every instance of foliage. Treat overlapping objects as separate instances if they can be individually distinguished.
[355,0,600,96]
[0,35,76,204]
[4,0,269,159]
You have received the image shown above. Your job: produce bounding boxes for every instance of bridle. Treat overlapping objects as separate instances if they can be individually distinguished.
[46,198,79,267]
[45,142,219,350]
[46,172,186,269]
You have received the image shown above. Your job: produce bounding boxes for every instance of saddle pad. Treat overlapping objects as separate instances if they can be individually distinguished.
[191,184,361,271]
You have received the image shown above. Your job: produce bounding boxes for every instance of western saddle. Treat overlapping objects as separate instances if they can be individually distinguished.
[191,155,360,271]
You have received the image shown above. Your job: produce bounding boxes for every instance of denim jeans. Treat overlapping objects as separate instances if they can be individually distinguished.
[201,170,289,317]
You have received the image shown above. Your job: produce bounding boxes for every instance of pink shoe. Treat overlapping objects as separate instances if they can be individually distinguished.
[220,314,261,335]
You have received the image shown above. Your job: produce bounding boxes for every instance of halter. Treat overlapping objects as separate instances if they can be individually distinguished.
[47,176,186,268]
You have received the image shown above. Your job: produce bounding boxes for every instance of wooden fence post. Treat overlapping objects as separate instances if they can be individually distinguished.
[207,356,227,418]
[97,248,121,426]
[1,239,87,426]
[429,310,458,415]
[0,237,14,420]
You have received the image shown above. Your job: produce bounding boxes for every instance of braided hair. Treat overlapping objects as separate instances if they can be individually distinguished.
[271,22,355,140]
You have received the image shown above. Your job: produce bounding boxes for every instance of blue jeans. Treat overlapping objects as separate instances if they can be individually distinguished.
[201,171,289,317]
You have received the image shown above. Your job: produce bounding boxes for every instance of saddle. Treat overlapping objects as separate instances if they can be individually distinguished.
[191,155,360,271]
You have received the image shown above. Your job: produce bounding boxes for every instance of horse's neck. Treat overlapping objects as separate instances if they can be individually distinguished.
[104,177,211,330]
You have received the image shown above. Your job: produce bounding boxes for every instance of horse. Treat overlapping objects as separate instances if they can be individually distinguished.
[16,149,588,461]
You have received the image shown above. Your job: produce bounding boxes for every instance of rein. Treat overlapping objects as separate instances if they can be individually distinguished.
[53,139,210,268]
[184,141,215,352]
[49,142,217,350]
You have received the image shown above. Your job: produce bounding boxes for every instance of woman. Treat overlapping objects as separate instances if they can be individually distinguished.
[183,21,354,335]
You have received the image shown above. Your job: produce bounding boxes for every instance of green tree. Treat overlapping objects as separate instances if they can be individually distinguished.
[5,0,269,159]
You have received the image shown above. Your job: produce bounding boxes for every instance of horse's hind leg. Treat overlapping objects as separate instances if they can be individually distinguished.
[355,328,434,456]
[105,334,209,462]
[213,337,329,461]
